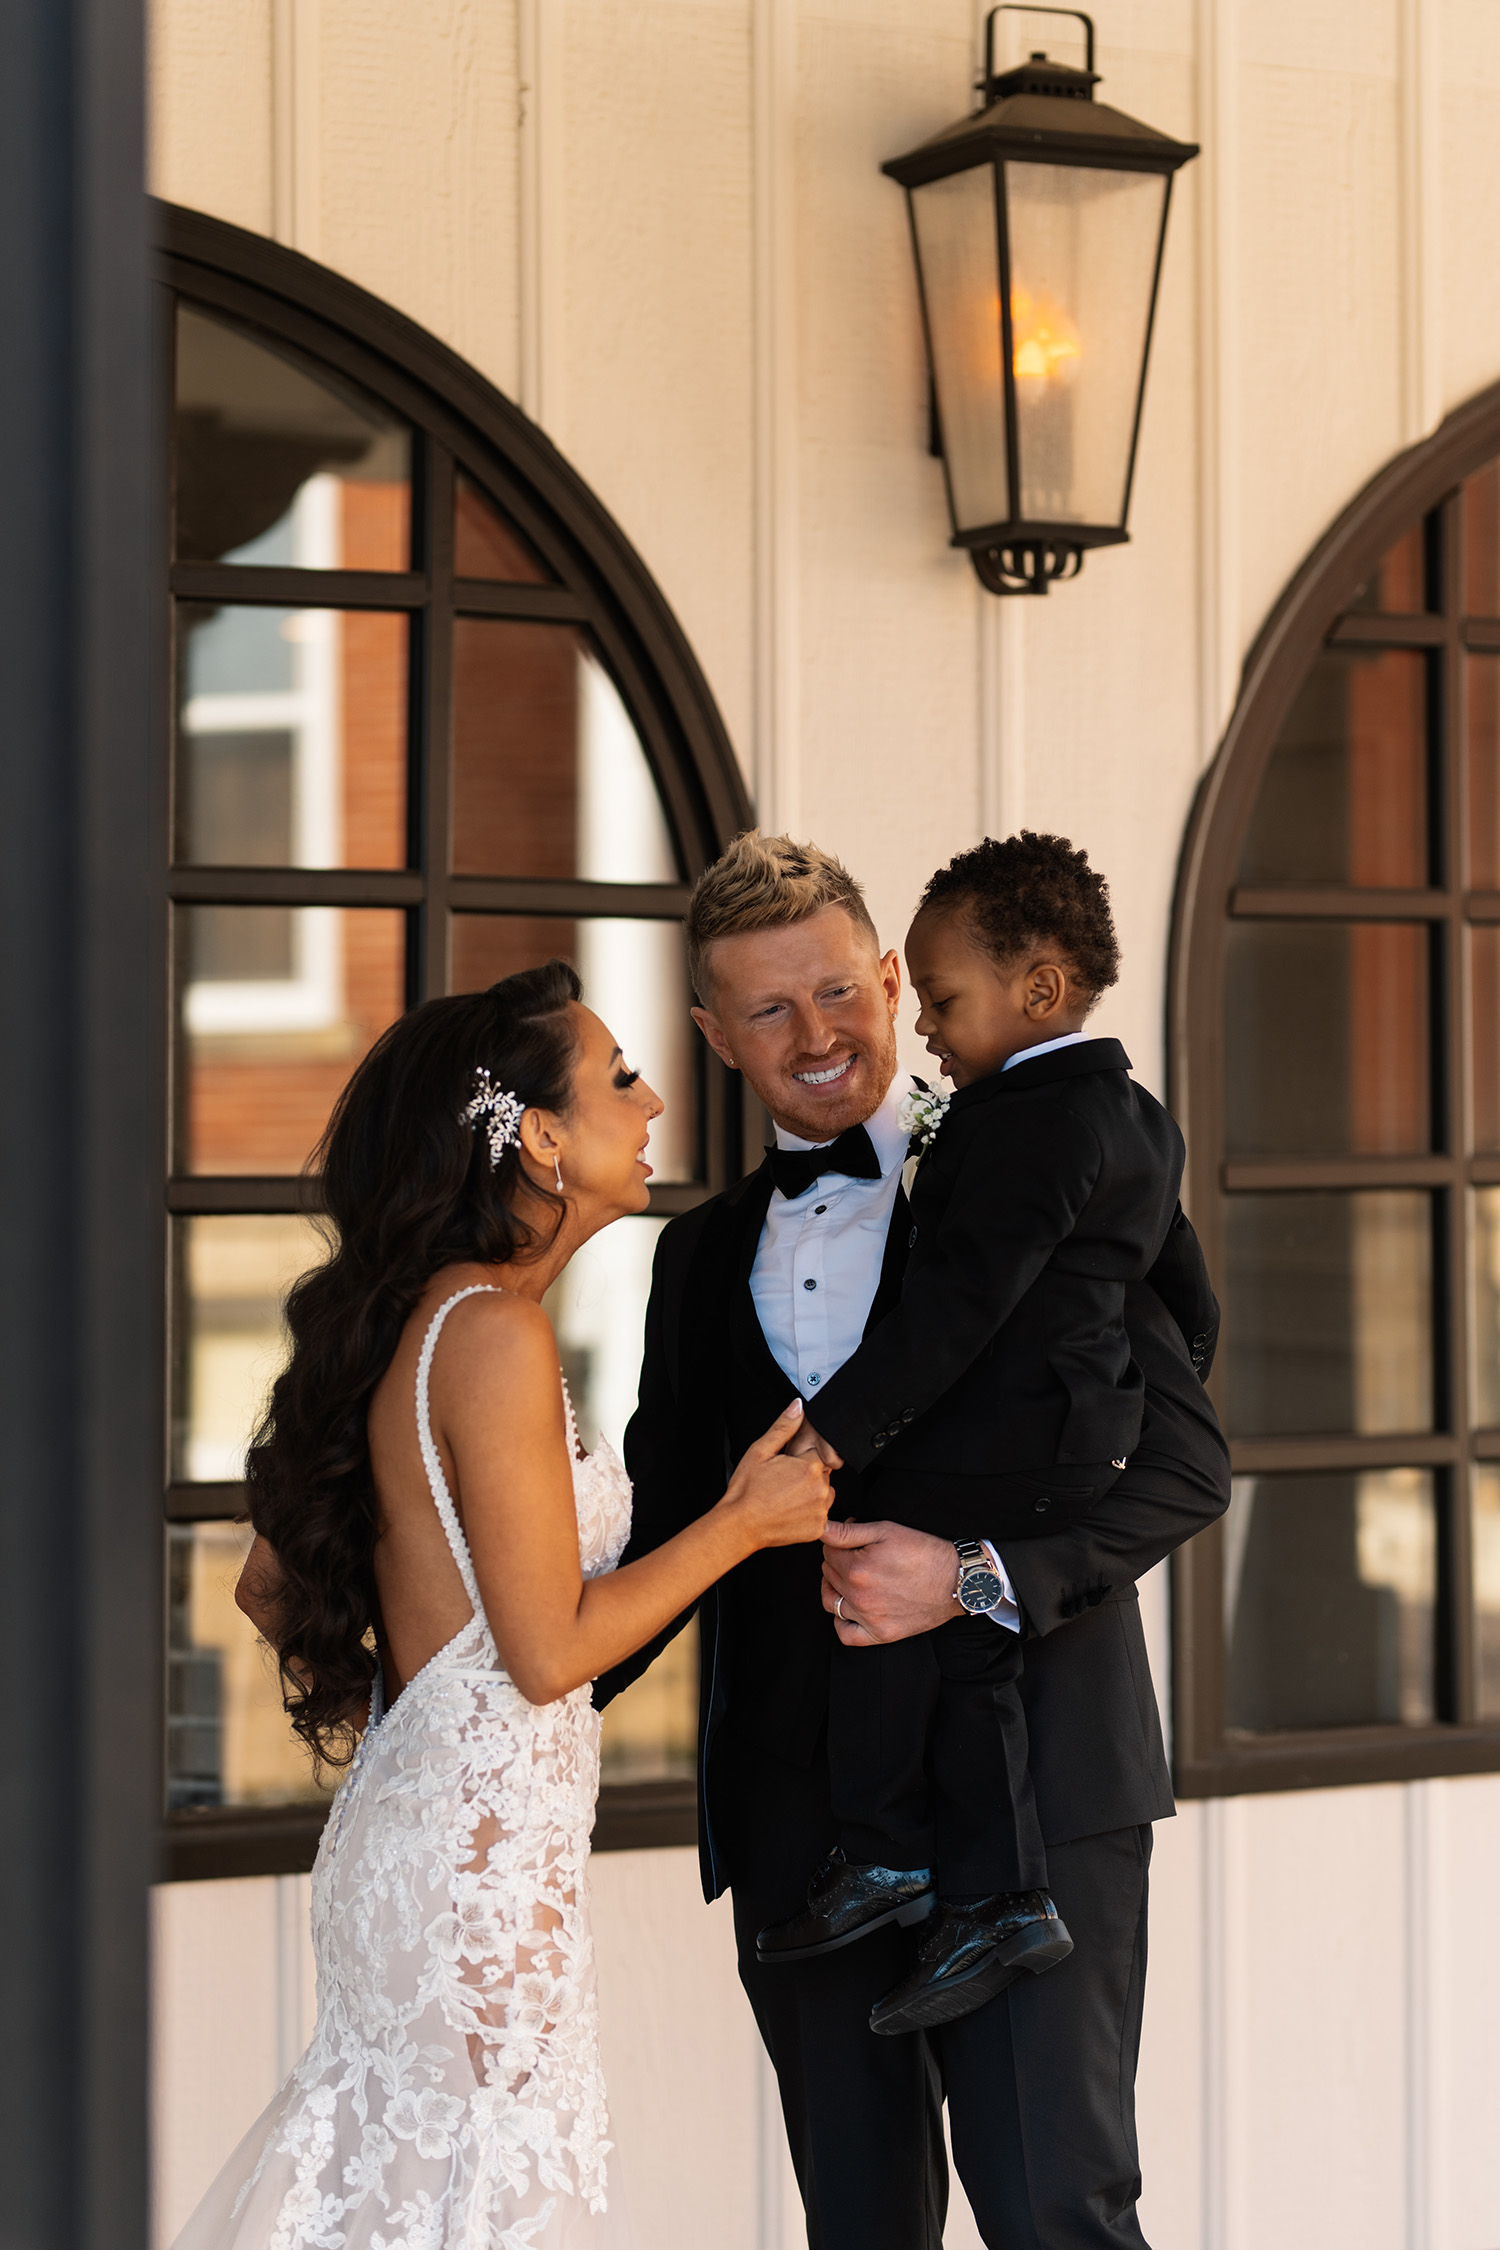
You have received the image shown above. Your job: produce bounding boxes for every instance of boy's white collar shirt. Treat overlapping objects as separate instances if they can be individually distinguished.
[749,1070,1019,1629]
[1003,1030,1091,1070]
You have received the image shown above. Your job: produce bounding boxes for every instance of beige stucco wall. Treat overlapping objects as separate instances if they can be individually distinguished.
[149,5,1500,2247]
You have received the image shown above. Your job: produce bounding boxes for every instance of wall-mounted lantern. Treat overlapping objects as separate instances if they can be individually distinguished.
[884,6,1197,594]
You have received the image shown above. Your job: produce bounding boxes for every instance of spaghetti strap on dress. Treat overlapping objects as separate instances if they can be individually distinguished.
[171,1286,635,2249]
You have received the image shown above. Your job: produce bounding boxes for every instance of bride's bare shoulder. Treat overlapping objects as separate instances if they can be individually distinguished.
[414,1277,561,1414]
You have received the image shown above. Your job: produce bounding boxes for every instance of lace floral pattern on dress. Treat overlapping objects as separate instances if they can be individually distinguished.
[172,1286,634,2250]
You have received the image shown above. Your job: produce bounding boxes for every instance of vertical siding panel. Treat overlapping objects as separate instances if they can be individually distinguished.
[310,0,523,400]
[1438,1,1500,418]
[754,0,801,829]
[148,0,275,232]
[1434,1773,1500,2250]
[591,1851,761,2250]
[150,1878,283,2248]
[1137,1804,1208,2250]
[1235,0,1404,645]
[558,0,756,768]
[1237,1789,1408,2249]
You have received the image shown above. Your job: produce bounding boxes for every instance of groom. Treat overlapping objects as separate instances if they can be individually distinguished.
[595,833,1229,2249]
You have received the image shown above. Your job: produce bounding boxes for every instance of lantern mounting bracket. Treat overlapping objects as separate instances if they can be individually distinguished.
[973,540,1084,596]
[979,6,1096,104]
[964,523,1126,596]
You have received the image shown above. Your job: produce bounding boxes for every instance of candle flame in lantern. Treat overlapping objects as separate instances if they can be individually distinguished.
[1010,287,1081,401]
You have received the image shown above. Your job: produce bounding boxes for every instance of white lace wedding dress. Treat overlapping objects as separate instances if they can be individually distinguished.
[173,1286,634,2250]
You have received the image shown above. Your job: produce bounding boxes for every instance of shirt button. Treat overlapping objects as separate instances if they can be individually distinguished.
[803,1277,817,1290]
[808,1372,821,1384]
[813,1204,827,1215]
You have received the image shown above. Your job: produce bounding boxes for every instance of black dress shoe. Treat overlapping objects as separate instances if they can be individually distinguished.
[868,1889,1073,2034]
[756,1850,937,1963]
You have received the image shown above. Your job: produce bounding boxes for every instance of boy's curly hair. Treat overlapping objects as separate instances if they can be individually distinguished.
[918,831,1120,1006]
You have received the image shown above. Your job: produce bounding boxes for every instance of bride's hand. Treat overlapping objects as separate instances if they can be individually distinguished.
[719,1399,835,1549]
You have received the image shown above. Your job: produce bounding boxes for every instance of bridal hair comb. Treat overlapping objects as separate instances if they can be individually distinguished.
[460,1068,526,1167]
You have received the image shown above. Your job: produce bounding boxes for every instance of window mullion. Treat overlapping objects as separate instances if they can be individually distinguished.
[1446,489,1479,1726]
[417,441,455,999]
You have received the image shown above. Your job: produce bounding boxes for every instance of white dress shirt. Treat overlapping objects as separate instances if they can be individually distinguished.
[749,1071,1020,1630]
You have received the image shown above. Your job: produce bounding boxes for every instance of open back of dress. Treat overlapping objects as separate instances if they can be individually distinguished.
[172,1287,635,2249]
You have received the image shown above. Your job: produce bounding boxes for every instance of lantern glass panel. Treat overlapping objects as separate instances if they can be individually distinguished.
[1004,162,1167,527]
[910,167,1010,533]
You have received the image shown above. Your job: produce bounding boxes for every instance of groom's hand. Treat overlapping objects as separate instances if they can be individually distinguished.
[820,1519,957,1645]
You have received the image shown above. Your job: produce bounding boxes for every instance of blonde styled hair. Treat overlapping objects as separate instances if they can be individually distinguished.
[686,831,880,1002]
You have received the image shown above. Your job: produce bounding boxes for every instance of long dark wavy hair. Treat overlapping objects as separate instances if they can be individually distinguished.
[246,959,583,1767]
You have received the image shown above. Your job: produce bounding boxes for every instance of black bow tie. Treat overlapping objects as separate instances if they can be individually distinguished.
[766,1122,883,1202]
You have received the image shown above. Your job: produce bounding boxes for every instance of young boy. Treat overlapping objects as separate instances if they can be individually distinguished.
[755,831,1197,2035]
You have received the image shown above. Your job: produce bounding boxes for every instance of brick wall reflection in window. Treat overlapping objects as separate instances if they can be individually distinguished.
[1225,921,1430,1158]
[452,625,678,884]
[1463,461,1500,618]
[174,904,406,1175]
[176,600,408,874]
[1236,650,1428,889]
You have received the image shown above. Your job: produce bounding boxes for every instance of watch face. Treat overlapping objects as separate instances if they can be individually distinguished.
[959,1568,1004,1614]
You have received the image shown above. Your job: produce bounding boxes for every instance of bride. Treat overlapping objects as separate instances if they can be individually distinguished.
[174,959,831,2250]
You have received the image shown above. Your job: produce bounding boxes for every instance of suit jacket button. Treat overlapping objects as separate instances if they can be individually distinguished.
[872,1432,887,1450]
[1034,1497,1051,1512]
[908,1226,918,1247]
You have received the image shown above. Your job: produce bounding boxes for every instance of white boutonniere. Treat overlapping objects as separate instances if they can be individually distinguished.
[898,1082,951,1199]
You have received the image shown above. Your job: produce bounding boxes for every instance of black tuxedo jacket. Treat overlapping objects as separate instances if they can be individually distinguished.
[811,1040,1185,1480]
[595,1144,1231,1902]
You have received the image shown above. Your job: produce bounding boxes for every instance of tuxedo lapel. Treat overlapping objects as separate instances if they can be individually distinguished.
[681,1162,775,1336]
[726,1163,802,1441]
[679,1163,780,1449]
[863,1183,911,1336]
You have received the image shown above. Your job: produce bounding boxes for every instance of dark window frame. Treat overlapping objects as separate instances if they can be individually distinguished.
[157,203,751,1880]
[1170,374,1500,1798]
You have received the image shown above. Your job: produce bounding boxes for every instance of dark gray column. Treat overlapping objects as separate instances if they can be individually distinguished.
[0,0,158,2243]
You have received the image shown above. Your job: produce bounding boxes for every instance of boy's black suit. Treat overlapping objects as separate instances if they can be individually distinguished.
[810,1039,1185,1492]
[595,1101,1229,2250]
[811,1039,1192,1891]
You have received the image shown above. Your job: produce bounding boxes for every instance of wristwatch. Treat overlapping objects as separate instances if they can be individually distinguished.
[953,1539,1005,1616]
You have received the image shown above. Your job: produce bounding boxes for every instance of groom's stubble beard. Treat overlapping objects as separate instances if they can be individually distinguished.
[741,1006,899,1144]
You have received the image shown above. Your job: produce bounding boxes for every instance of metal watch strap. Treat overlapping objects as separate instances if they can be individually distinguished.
[953,1539,988,1595]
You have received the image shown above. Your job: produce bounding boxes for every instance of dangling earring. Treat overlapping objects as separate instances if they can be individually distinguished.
[553,1154,565,1195]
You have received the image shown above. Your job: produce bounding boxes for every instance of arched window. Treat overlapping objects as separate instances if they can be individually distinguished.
[1172,385,1500,1796]
[159,207,749,1880]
